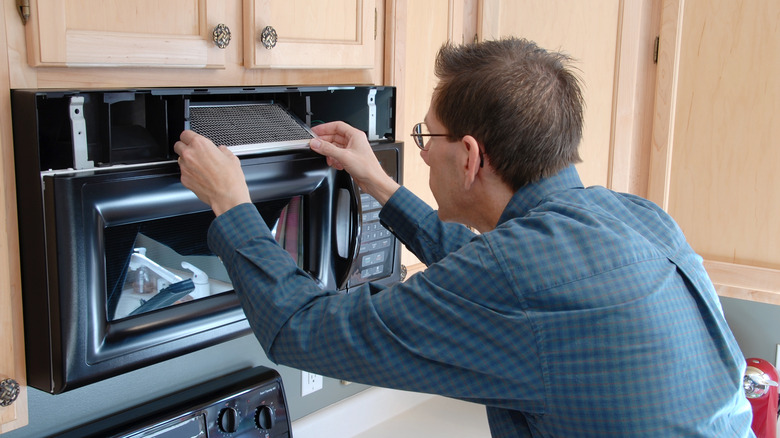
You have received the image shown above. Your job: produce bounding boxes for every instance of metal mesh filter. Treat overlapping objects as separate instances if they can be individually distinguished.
[188,103,313,147]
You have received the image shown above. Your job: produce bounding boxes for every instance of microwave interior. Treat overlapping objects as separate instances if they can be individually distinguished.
[11,86,402,393]
[105,196,305,322]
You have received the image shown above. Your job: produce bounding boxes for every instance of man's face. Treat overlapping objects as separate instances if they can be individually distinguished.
[420,108,463,223]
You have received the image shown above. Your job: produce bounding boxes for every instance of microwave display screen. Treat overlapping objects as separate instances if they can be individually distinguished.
[105,196,305,321]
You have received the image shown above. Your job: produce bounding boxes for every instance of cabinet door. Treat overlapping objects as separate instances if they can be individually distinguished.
[1,1,27,432]
[26,0,228,68]
[244,0,375,69]
[650,0,780,304]
[480,0,620,188]
[479,0,658,194]
[386,0,475,273]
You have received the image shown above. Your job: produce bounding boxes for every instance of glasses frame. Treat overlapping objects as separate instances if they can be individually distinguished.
[411,122,448,150]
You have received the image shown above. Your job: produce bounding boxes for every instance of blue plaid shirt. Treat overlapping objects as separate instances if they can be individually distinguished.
[208,165,754,437]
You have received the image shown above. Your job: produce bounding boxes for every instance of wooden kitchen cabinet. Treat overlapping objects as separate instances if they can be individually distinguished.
[388,0,659,269]
[25,0,229,68]
[479,0,659,193]
[385,0,477,271]
[23,0,377,71]
[649,0,780,305]
[244,0,375,69]
[1,3,27,434]
[388,0,475,210]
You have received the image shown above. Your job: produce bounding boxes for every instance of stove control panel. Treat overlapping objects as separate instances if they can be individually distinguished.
[60,367,290,438]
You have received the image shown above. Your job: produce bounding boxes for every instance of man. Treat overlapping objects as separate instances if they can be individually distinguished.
[175,38,754,437]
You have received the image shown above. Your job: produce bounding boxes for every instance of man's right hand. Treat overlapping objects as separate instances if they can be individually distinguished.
[310,121,400,205]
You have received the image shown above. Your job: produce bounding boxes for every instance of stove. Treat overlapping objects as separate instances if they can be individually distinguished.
[59,366,291,437]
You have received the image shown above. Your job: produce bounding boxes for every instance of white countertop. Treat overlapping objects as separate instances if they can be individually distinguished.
[293,387,780,437]
[292,387,491,438]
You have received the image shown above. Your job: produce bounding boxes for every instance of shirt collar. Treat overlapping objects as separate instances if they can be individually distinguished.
[497,165,584,226]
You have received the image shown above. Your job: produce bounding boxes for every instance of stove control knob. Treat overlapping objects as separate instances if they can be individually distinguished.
[255,405,275,430]
[218,407,240,433]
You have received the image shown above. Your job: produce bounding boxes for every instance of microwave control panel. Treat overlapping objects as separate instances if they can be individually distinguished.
[349,147,401,288]
[357,191,395,280]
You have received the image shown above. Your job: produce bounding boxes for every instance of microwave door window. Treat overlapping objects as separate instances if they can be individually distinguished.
[106,196,304,321]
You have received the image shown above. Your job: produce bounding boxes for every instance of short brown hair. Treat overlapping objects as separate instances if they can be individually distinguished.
[432,37,584,190]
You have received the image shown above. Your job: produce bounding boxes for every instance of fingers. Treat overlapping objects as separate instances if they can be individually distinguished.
[174,130,217,156]
[175,130,197,155]
[311,120,351,137]
[309,137,346,170]
[311,121,360,146]
[179,129,200,144]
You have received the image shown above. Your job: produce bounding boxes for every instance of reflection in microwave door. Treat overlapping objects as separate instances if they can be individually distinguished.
[111,239,232,321]
[109,195,304,321]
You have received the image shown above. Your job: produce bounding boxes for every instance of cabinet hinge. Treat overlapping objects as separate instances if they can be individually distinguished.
[374,7,377,40]
[653,35,659,64]
[17,0,30,24]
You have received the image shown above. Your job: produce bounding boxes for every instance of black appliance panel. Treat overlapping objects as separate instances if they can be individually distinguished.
[11,86,401,394]
[40,152,354,392]
[349,147,402,287]
[59,366,291,438]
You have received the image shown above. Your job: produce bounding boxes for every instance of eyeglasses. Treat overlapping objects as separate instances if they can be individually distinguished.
[411,122,448,151]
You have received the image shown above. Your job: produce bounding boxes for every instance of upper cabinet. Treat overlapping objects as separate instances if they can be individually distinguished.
[6,0,383,88]
[25,0,228,68]
[1,2,26,433]
[385,0,476,271]
[649,0,780,305]
[16,0,378,78]
[479,0,658,194]
[244,0,375,69]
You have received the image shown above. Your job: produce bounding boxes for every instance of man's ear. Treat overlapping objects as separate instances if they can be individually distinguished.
[462,135,482,190]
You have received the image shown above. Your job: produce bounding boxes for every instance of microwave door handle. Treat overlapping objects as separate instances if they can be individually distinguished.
[334,175,362,289]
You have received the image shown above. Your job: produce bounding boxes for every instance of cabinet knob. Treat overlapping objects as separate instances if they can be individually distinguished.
[261,26,278,49]
[0,378,20,407]
[212,23,232,49]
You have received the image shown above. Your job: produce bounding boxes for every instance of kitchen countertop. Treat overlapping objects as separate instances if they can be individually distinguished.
[292,387,491,438]
[293,387,780,436]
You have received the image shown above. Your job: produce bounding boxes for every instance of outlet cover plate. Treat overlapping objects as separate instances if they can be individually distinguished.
[775,344,780,370]
[301,371,323,397]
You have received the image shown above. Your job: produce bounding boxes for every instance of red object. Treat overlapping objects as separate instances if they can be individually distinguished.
[744,357,778,438]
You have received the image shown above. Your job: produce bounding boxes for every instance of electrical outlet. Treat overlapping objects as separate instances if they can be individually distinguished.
[301,371,323,397]
[775,344,780,370]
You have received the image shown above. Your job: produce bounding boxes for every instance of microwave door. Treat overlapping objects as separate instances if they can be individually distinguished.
[32,152,358,392]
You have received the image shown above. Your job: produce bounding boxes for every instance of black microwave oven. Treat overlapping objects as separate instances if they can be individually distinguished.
[11,86,402,394]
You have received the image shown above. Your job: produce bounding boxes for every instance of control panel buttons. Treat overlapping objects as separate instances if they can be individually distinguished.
[353,190,395,284]
[255,405,275,430]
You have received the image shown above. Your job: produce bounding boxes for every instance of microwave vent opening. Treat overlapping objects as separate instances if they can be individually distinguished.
[188,103,314,155]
